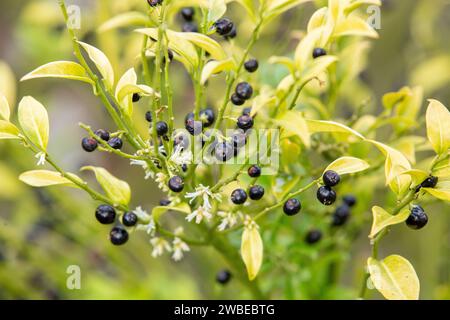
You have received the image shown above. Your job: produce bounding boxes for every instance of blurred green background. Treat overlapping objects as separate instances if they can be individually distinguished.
[0,0,449,299]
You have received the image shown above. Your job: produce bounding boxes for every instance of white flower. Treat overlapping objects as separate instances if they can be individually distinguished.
[172,237,190,261]
[243,215,259,230]
[185,184,221,210]
[170,145,192,166]
[155,172,169,192]
[150,237,171,258]
[133,207,155,235]
[217,211,238,231]
[186,205,212,224]
[35,152,46,166]
[130,159,154,179]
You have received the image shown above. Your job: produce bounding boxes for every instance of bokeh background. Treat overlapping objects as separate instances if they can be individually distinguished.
[0,0,449,299]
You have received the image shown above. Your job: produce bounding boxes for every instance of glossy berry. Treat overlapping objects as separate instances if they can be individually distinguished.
[182,22,198,33]
[244,59,259,73]
[181,164,188,172]
[317,186,336,205]
[237,114,254,131]
[81,137,98,152]
[122,212,138,227]
[242,107,252,116]
[159,198,171,206]
[224,25,237,40]
[145,111,153,122]
[168,176,184,193]
[185,117,202,136]
[248,165,261,178]
[343,195,357,207]
[95,205,116,224]
[200,108,215,127]
[231,189,247,205]
[305,230,322,244]
[332,205,350,226]
[214,18,234,36]
[283,198,301,216]
[249,185,265,200]
[215,142,234,162]
[147,0,163,7]
[312,47,327,59]
[406,205,428,230]
[232,130,247,149]
[216,270,232,285]
[231,93,245,106]
[110,227,129,245]
[235,82,253,100]
[108,137,123,150]
[420,176,438,189]
[156,121,169,136]
[94,129,110,142]
[132,93,141,102]
[323,170,341,187]
[180,7,194,21]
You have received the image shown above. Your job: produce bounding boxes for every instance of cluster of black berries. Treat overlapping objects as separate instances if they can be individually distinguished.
[81,129,123,152]
[214,18,236,40]
[185,107,215,136]
[331,195,356,226]
[179,7,199,33]
[317,170,340,205]
[95,205,138,245]
[231,82,253,106]
[229,165,265,205]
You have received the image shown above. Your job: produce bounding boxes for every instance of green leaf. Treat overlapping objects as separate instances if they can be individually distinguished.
[207,0,227,25]
[177,31,227,61]
[18,96,49,150]
[19,170,76,187]
[367,255,420,300]
[324,156,370,176]
[307,7,327,32]
[275,110,311,148]
[306,119,365,140]
[98,12,150,32]
[152,203,192,223]
[201,58,235,85]
[369,206,410,238]
[241,224,263,281]
[78,42,115,89]
[0,120,20,140]
[299,55,338,82]
[423,181,450,202]
[425,99,450,155]
[344,0,381,15]
[333,16,379,39]
[0,94,10,121]
[265,0,313,24]
[81,166,131,206]
[115,68,137,117]
[20,61,93,84]
[294,28,323,69]
[0,61,17,108]
[399,169,429,187]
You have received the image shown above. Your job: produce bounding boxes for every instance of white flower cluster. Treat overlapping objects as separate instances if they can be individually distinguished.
[185,184,222,224]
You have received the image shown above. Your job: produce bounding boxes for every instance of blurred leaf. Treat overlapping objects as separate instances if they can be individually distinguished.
[423,181,450,202]
[21,61,93,84]
[78,42,115,89]
[19,170,76,188]
[201,58,235,85]
[307,7,327,32]
[241,224,263,281]
[324,156,370,175]
[18,96,49,150]
[0,94,11,121]
[81,166,131,206]
[344,0,381,15]
[369,206,409,238]
[425,99,450,155]
[294,28,322,69]
[300,55,338,82]
[0,120,20,140]
[410,55,450,94]
[265,0,313,24]
[98,12,150,33]
[333,16,378,38]
[368,255,420,300]
[0,61,17,108]
[207,0,227,25]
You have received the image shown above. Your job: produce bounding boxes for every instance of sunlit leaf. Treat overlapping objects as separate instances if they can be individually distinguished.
[178,32,227,60]
[0,61,17,108]
[241,223,263,281]
[20,61,93,84]
[307,7,327,32]
[78,42,115,89]
[0,120,20,140]
[201,58,236,85]
[423,181,450,202]
[425,99,450,155]
[324,156,370,175]
[275,110,310,148]
[369,206,409,238]
[207,0,227,24]
[306,119,365,140]
[344,0,381,15]
[18,96,49,150]
[0,94,10,121]
[333,16,378,38]
[19,170,76,188]
[300,55,338,82]
[98,12,150,32]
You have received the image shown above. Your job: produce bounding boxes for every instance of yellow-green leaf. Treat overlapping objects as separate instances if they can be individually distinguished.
[19,170,76,187]
[117,84,157,103]
[399,169,429,187]
[307,7,327,32]
[324,156,370,175]
[0,61,17,107]
[201,58,235,85]
[0,120,20,140]
[78,42,115,89]
[294,28,323,69]
[98,12,150,33]
[241,224,263,281]
[344,0,381,15]
[333,16,379,39]
[20,61,93,84]
[300,55,338,82]
[369,206,410,238]
[152,203,192,223]
[423,181,450,202]
[275,110,311,148]
[81,166,131,206]
[0,94,10,121]
[306,119,365,140]
[207,0,227,24]
[178,32,227,61]
[18,96,49,150]
[425,99,450,155]
[367,255,420,300]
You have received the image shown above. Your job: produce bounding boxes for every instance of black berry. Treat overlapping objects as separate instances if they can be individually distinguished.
[343,195,357,207]
[406,205,428,230]
[159,198,171,206]
[242,107,252,115]
[82,137,98,152]
[132,93,141,102]
[182,22,198,33]
[94,129,110,142]
[122,212,138,227]
[231,189,247,205]
[237,114,254,131]
[248,165,261,178]
[317,186,336,205]
[232,130,247,149]
[168,176,184,193]
[235,82,253,100]
[312,47,327,59]
[244,59,259,73]
[181,164,188,172]
[145,111,153,122]
[185,117,202,136]
[108,137,123,150]
[214,18,234,36]
[156,121,169,136]
[95,205,116,224]
[249,185,265,200]
[200,107,215,127]
[420,176,438,189]
[305,230,322,244]
[147,0,163,7]
[231,93,245,106]
[332,205,350,226]
[216,270,232,285]
[215,142,234,162]
[323,170,340,187]
[181,7,194,21]
[110,227,129,245]
[283,198,301,216]
[223,25,237,40]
